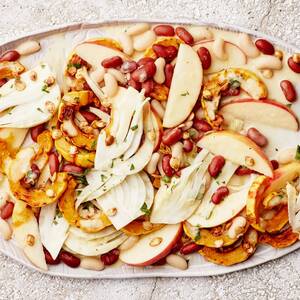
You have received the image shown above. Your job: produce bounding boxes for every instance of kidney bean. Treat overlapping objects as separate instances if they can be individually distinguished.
[175,27,194,45]
[61,163,84,173]
[162,154,175,177]
[183,139,194,152]
[247,127,268,147]
[221,86,240,97]
[131,62,156,83]
[208,155,225,177]
[128,77,141,91]
[171,239,183,253]
[101,56,123,68]
[255,39,275,55]
[197,47,211,70]
[164,63,174,88]
[271,159,279,170]
[193,119,212,132]
[80,110,99,123]
[288,57,300,73]
[0,78,7,87]
[120,60,138,73]
[44,248,61,265]
[211,186,229,204]
[0,202,14,220]
[101,249,119,266]
[141,79,154,96]
[59,251,80,268]
[162,127,183,146]
[152,45,177,62]
[180,242,201,255]
[137,57,155,66]
[30,124,45,142]
[0,50,20,62]
[280,80,297,102]
[153,24,175,36]
[49,152,59,176]
[235,166,255,176]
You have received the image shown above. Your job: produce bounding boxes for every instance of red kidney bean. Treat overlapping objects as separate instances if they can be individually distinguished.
[189,128,203,142]
[141,79,154,96]
[101,56,123,68]
[0,50,20,62]
[59,251,80,268]
[280,80,297,102]
[128,77,141,91]
[162,154,175,177]
[246,127,268,147]
[235,166,255,176]
[30,124,45,142]
[162,127,183,146]
[175,27,194,45]
[0,78,7,87]
[271,159,279,170]
[211,186,229,204]
[101,249,119,266]
[80,110,99,123]
[164,63,174,88]
[193,119,212,132]
[44,248,61,265]
[137,57,155,66]
[0,202,14,220]
[49,152,59,176]
[153,24,175,36]
[208,155,225,178]
[171,239,183,253]
[131,62,156,83]
[61,164,84,173]
[152,45,177,62]
[221,86,240,97]
[120,60,138,73]
[255,39,275,55]
[180,242,201,255]
[174,169,182,177]
[197,47,211,70]
[183,139,194,153]
[288,57,300,73]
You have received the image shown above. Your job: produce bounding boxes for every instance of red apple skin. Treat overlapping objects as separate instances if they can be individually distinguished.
[150,108,163,152]
[220,98,299,130]
[125,223,183,267]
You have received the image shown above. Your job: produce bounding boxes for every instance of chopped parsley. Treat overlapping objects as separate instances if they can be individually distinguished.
[42,84,50,93]
[130,163,135,171]
[194,226,201,241]
[111,159,115,168]
[131,124,138,131]
[162,175,171,183]
[67,62,82,69]
[286,103,292,108]
[295,145,300,160]
[36,107,43,113]
[75,175,88,186]
[180,91,190,96]
[41,63,46,68]
[101,174,107,182]
[140,203,151,216]
[91,140,97,150]
[229,79,241,89]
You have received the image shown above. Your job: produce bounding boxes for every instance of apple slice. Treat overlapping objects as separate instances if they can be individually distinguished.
[220,99,299,131]
[197,130,273,177]
[119,224,182,266]
[0,128,28,150]
[150,108,163,152]
[193,40,247,74]
[163,44,202,128]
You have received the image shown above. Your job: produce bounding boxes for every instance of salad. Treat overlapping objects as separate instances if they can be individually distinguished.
[0,22,299,272]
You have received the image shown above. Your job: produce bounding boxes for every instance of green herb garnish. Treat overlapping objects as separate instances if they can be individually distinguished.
[36,107,43,113]
[140,203,151,216]
[101,174,107,182]
[130,163,135,171]
[194,226,201,241]
[295,145,300,160]
[91,140,97,150]
[42,84,50,93]
[162,175,171,183]
[180,91,190,96]
[229,79,241,89]
[131,124,138,131]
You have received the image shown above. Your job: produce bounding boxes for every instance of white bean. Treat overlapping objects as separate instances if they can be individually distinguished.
[166,254,188,270]
[151,99,165,120]
[90,67,105,83]
[187,26,213,42]
[170,142,183,170]
[126,23,150,36]
[0,219,12,240]
[107,68,127,85]
[119,236,139,251]
[119,33,134,55]
[80,257,105,271]
[180,120,193,131]
[146,152,160,174]
[277,148,296,164]
[237,33,260,58]
[212,37,228,60]
[133,30,156,52]
[254,55,282,70]
[15,40,41,56]
[153,57,166,84]
[227,216,247,239]
[195,107,205,120]
[103,73,118,97]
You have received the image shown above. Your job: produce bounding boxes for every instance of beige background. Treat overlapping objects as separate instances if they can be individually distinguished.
[0,0,300,299]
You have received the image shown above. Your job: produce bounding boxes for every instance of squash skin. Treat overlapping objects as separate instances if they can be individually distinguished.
[259,227,298,248]
[121,218,164,236]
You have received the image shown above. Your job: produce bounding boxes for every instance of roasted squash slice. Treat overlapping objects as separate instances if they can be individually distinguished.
[259,227,298,248]
[86,38,123,51]
[121,218,164,236]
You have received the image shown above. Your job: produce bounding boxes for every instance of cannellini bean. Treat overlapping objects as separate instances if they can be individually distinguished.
[103,73,118,97]
[254,55,282,70]
[126,23,150,36]
[227,216,247,239]
[119,236,139,251]
[170,142,183,170]
[0,218,12,240]
[166,254,188,270]
[15,40,41,56]
[151,99,165,119]
[212,37,228,60]
[80,257,105,271]
[153,57,166,84]
[146,152,160,174]
[237,33,260,58]
[107,68,127,85]
[195,107,205,120]
[180,120,193,131]
[119,33,133,55]
[187,26,213,42]
[90,67,105,83]
[133,30,156,52]
[277,148,296,164]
